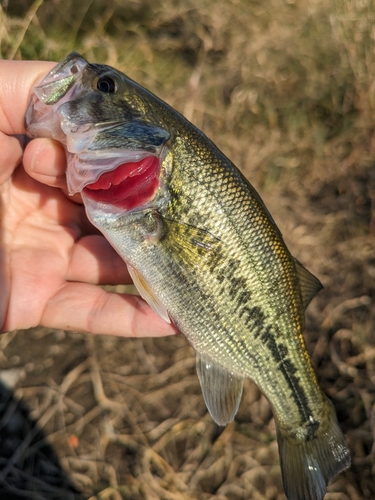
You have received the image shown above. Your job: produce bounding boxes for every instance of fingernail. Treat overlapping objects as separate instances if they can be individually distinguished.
[29,139,50,173]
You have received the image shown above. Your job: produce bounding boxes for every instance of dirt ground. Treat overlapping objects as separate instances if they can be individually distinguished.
[1,0,375,498]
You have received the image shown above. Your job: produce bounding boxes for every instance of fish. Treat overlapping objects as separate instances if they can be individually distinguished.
[25,52,351,500]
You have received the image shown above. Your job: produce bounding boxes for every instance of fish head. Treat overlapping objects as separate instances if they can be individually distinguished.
[26,52,170,212]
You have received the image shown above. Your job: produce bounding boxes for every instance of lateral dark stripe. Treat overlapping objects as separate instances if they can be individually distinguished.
[259,326,313,422]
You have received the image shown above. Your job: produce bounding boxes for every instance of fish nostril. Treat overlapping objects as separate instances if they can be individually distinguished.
[70,65,78,74]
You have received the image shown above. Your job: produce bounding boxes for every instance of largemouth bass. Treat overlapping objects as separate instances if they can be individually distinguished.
[25,52,350,500]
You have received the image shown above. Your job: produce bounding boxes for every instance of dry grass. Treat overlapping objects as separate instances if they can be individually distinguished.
[0,0,375,498]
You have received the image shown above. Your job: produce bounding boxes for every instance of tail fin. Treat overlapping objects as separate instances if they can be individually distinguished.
[276,402,350,500]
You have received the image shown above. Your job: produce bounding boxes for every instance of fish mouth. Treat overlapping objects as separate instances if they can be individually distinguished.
[83,155,160,210]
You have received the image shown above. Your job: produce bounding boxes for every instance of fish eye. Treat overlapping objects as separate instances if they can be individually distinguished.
[97,75,117,93]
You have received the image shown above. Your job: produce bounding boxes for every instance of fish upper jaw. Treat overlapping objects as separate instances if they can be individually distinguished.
[25,52,89,142]
[34,53,87,95]
[33,52,88,105]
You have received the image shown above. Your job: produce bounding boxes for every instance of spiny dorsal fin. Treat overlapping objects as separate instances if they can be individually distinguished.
[294,259,323,310]
[196,353,244,426]
[127,264,170,324]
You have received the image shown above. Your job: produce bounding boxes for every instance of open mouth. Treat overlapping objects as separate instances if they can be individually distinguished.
[83,155,160,210]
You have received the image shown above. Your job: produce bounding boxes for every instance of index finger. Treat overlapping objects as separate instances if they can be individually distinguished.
[0,60,55,135]
[39,282,179,338]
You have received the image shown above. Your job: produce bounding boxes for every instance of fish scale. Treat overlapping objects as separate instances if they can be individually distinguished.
[25,52,351,500]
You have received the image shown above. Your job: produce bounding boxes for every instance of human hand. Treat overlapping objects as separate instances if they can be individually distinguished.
[0,60,177,338]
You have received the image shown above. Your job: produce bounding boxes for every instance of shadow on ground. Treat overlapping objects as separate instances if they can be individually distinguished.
[0,381,84,500]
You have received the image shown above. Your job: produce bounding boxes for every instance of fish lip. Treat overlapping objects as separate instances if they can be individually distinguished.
[39,52,85,83]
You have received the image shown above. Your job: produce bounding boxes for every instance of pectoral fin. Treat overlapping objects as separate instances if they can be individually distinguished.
[127,264,170,324]
[157,215,223,268]
[196,353,244,425]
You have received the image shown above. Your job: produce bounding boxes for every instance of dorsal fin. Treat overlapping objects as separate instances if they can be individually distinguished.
[294,259,323,310]
[196,353,244,426]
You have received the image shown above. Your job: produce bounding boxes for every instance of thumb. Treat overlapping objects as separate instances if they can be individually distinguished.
[0,60,55,184]
[0,60,55,135]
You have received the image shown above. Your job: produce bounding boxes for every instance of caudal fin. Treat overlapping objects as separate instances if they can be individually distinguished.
[276,402,350,500]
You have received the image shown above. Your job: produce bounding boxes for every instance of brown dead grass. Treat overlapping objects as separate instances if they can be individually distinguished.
[0,0,375,498]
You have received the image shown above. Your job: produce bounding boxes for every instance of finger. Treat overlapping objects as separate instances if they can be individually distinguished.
[67,235,132,285]
[24,138,83,203]
[24,138,66,185]
[0,132,25,183]
[0,60,55,134]
[41,282,178,338]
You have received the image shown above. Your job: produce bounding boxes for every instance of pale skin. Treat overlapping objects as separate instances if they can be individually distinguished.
[0,60,177,337]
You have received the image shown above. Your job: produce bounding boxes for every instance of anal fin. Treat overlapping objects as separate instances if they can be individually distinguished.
[196,353,244,426]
